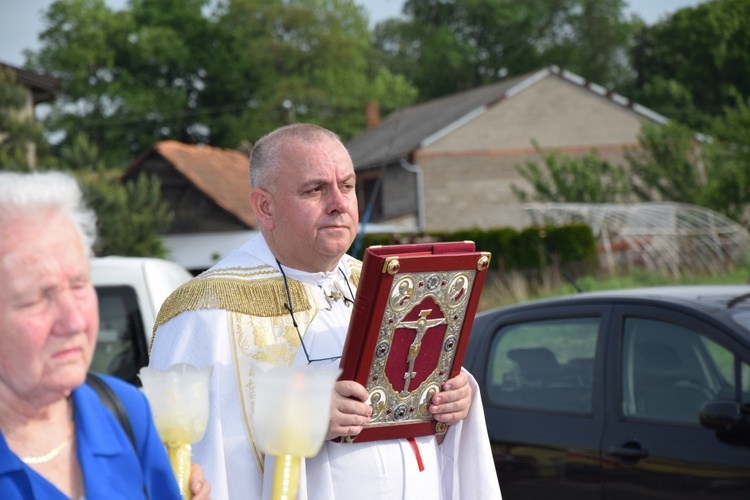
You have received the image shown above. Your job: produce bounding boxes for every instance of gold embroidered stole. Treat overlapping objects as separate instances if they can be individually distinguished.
[151,259,361,472]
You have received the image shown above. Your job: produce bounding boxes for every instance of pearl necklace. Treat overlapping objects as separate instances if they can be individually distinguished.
[21,434,73,465]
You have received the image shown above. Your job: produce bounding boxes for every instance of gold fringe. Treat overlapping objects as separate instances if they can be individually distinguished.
[153,276,309,331]
[151,258,361,350]
[344,255,362,287]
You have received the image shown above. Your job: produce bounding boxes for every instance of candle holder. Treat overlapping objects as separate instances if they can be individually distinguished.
[139,363,212,499]
[252,366,341,500]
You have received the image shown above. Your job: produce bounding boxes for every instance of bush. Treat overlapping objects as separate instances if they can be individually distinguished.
[352,224,597,275]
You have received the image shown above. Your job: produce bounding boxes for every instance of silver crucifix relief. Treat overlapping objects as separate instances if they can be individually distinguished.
[396,309,447,396]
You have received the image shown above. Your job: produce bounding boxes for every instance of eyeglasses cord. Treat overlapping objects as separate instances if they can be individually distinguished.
[276,259,351,364]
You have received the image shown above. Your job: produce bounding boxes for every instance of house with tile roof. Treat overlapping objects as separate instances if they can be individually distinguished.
[346,65,669,233]
[122,140,256,271]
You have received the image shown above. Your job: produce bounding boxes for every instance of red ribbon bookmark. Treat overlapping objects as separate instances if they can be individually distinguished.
[407,437,425,472]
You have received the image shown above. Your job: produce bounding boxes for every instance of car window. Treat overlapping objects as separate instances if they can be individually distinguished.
[621,317,730,425]
[485,317,599,413]
[92,285,147,385]
[728,310,750,335]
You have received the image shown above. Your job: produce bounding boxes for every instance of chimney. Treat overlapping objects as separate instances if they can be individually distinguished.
[366,101,380,128]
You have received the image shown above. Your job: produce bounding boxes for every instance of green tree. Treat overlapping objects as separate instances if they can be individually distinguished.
[546,0,638,87]
[27,0,217,166]
[82,171,173,257]
[512,141,630,203]
[628,0,750,129]
[210,0,415,143]
[0,68,48,170]
[626,111,750,225]
[26,0,416,166]
[373,0,637,101]
[625,122,705,205]
[695,94,750,223]
[58,133,173,257]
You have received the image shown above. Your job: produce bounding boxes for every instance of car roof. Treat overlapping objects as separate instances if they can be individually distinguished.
[568,284,750,306]
[488,284,750,308]
[475,284,750,330]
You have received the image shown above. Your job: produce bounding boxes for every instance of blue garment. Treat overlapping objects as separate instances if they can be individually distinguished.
[0,375,181,499]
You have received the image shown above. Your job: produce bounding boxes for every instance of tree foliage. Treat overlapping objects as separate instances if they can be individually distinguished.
[208,0,415,145]
[627,109,750,225]
[58,133,173,257]
[373,0,637,101]
[691,94,750,223]
[26,0,134,166]
[624,122,706,204]
[627,0,750,130]
[512,141,630,203]
[25,0,416,167]
[79,168,173,257]
[0,68,48,170]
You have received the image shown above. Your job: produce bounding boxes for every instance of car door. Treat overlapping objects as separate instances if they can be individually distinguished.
[467,302,611,500]
[601,304,750,500]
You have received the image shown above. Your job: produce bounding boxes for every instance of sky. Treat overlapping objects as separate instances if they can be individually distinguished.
[0,0,705,68]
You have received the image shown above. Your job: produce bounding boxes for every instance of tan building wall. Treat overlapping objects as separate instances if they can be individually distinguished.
[416,76,651,232]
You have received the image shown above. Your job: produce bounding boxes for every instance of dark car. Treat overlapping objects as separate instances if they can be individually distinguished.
[464,285,750,500]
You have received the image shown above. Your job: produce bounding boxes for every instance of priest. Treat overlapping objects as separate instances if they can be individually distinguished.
[149,123,503,500]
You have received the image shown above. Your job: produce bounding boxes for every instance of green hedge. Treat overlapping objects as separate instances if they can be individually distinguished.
[350,223,597,273]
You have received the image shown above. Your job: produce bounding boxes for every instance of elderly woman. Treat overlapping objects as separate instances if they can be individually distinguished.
[0,171,210,499]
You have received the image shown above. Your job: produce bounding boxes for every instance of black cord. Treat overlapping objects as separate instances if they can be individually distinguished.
[338,267,355,305]
[276,259,342,364]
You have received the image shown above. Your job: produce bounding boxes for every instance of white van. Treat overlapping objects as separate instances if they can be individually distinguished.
[90,256,193,384]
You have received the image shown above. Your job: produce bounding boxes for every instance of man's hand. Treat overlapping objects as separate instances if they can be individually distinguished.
[190,462,211,499]
[326,380,373,441]
[430,371,472,424]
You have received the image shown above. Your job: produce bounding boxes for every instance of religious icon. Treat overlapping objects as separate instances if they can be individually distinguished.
[446,274,470,307]
[369,388,387,417]
[390,277,414,311]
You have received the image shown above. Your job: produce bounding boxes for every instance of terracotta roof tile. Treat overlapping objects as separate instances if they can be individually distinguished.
[155,140,255,228]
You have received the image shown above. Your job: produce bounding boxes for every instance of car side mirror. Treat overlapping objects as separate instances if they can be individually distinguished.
[699,401,742,431]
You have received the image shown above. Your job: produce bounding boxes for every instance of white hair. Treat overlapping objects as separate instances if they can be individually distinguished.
[0,171,97,256]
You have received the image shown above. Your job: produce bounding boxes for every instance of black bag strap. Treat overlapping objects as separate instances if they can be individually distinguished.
[86,372,149,499]
[86,372,138,451]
